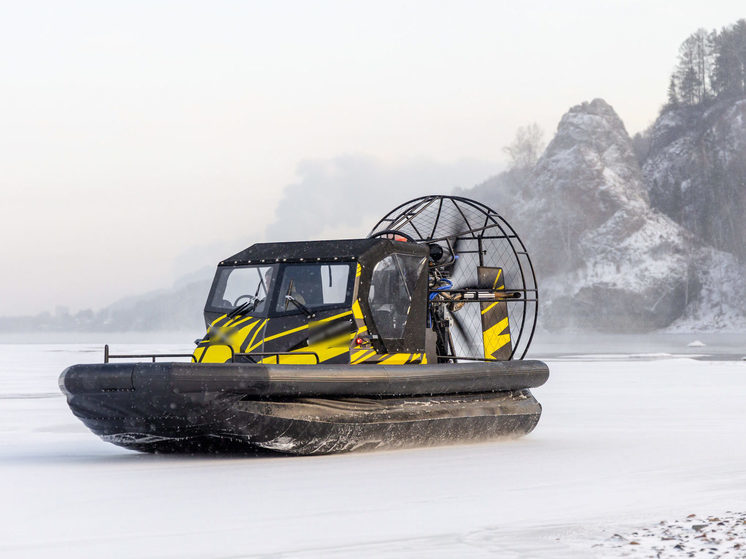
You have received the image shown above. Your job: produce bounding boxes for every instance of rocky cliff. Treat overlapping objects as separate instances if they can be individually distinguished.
[642,98,746,261]
[468,99,746,332]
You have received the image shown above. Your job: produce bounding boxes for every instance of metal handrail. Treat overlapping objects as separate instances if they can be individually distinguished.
[104,344,197,363]
[233,351,321,364]
[436,355,500,362]
[102,343,321,365]
[195,343,321,364]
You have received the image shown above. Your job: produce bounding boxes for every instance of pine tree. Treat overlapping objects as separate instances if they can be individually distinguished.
[667,76,679,107]
[693,28,711,102]
[663,21,746,110]
[712,19,746,97]
[679,66,700,105]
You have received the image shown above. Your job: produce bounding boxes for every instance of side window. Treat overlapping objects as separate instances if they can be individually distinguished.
[275,263,352,313]
[368,254,426,339]
[320,264,350,305]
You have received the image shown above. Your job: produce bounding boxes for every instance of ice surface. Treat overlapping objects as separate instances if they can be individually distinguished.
[587,512,746,557]
[1,343,745,558]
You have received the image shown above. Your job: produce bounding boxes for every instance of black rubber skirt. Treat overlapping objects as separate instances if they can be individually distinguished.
[59,360,549,455]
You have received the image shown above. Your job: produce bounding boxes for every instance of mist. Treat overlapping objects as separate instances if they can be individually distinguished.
[2,1,745,318]
[265,155,498,242]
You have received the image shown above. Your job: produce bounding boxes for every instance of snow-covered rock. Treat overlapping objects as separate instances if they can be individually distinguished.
[664,247,746,332]
[515,100,702,331]
[467,98,746,332]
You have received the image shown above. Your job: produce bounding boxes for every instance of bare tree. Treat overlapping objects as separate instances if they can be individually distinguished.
[503,123,545,169]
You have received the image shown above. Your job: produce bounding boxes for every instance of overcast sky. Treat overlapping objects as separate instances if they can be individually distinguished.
[1,1,743,315]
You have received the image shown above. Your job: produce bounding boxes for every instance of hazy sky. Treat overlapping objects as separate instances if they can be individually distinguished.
[1,1,744,315]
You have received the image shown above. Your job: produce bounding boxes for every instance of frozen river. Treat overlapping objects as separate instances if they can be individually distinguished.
[1,341,745,558]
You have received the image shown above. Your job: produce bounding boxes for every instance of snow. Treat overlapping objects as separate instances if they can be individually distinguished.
[1,343,745,558]
[589,512,746,557]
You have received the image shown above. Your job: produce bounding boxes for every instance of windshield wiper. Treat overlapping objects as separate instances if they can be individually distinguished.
[285,295,315,319]
[227,296,258,318]
[227,302,250,319]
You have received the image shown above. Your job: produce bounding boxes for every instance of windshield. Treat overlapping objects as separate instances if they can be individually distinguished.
[207,262,355,318]
[207,264,277,316]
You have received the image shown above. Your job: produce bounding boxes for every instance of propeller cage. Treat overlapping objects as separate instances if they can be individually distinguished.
[369,195,538,360]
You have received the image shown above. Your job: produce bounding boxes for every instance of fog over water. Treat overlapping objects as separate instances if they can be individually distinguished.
[1,1,744,315]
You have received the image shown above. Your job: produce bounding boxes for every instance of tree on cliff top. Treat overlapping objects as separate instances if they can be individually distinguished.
[668,20,746,107]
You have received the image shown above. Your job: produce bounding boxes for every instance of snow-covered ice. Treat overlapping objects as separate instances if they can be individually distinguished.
[1,342,745,558]
[590,512,746,557]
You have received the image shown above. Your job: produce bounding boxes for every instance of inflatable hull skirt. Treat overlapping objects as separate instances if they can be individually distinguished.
[60,361,548,455]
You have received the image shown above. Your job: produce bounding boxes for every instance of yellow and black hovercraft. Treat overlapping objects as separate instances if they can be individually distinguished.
[60,195,548,454]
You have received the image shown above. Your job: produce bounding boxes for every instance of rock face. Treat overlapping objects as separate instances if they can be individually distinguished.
[516,99,701,331]
[642,99,746,261]
[467,98,746,332]
[517,100,658,275]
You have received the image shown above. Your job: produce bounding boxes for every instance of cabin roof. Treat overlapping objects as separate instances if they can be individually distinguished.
[220,238,426,265]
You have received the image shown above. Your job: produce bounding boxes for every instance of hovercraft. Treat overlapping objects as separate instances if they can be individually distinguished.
[60,195,548,455]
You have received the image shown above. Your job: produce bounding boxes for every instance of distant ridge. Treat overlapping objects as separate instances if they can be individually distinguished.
[0,267,212,334]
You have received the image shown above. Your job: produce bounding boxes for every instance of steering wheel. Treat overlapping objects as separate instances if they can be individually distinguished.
[233,294,258,306]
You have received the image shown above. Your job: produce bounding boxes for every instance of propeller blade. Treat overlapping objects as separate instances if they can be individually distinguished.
[451,236,461,267]
[446,306,468,342]
[450,236,474,289]
[446,237,462,286]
